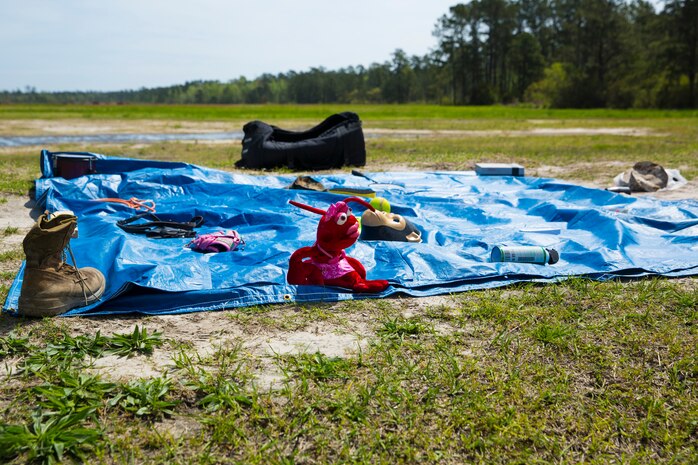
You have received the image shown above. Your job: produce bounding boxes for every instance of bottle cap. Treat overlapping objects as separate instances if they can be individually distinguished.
[546,248,559,264]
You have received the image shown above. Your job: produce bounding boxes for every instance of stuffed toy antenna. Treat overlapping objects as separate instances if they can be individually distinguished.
[287,197,389,293]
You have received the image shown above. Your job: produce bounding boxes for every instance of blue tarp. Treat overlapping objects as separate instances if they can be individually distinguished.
[3,150,698,316]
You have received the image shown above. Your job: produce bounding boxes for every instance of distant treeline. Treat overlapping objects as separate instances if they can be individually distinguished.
[2,0,697,108]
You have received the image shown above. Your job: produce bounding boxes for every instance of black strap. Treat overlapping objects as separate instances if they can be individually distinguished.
[117,213,204,239]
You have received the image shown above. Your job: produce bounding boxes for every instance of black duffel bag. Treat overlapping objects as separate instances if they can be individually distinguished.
[235,112,366,170]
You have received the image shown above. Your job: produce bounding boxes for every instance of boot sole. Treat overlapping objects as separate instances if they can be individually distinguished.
[18,281,106,317]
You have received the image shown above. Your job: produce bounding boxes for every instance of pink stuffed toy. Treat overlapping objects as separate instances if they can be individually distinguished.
[287,197,389,293]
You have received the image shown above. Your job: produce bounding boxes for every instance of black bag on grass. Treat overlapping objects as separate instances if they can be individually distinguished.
[235,112,366,170]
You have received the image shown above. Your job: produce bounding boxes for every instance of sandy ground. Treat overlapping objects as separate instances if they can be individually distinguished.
[533,162,698,201]
[1,118,658,138]
[1,119,239,136]
[1,122,696,386]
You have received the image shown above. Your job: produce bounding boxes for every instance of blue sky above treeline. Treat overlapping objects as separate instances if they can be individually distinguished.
[0,0,457,92]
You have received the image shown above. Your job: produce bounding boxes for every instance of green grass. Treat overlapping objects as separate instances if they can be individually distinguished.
[0,105,696,463]
[0,151,37,195]
[0,409,102,465]
[105,326,163,357]
[282,352,354,381]
[377,316,430,341]
[2,103,697,122]
[0,249,24,262]
[109,377,179,419]
[0,279,695,463]
[0,332,30,358]
[1,105,697,198]
[6,327,163,377]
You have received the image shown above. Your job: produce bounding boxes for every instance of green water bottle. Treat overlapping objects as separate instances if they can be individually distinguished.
[491,246,559,265]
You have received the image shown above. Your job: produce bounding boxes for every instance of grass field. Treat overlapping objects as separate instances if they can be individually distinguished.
[0,104,696,464]
[2,103,697,121]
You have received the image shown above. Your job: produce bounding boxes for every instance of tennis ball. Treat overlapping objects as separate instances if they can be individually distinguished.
[369,196,391,213]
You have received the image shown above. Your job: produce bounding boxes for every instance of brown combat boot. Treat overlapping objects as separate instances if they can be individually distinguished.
[18,212,106,317]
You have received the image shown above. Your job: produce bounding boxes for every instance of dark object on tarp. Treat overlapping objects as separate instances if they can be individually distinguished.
[287,175,376,197]
[117,213,204,238]
[606,186,632,195]
[53,153,97,179]
[287,175,328,192]
[235,112,366,170]
[475,163,525,176]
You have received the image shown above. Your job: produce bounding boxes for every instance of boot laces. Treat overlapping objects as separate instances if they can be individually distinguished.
[62,244,101,306]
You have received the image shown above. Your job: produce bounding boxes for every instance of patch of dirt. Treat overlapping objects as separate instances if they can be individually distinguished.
[153,415,203,438]
[532,163,698,200]
[1,119,657,139]
[88,353,169,380]
[0,233,25,255]
[0,196,37,230]
[0,197,35,278]
[365,127,657,137]
[532,161,630,181]
[0,119,239,136]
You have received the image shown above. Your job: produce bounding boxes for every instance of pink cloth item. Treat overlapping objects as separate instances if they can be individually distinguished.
[308,250,356,280]
[188,230,244,253]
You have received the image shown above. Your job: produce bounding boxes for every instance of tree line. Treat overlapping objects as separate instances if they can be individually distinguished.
[2,0,696,108]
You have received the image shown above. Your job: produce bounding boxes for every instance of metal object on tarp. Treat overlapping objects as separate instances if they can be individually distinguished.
[491,246,559,265]
[54,153,97,179]
[475,163,525,176]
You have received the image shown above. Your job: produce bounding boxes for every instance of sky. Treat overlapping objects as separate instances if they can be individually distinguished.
[0,0,458,92]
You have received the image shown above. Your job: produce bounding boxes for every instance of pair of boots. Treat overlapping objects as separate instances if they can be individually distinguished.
[19,212,105,317]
